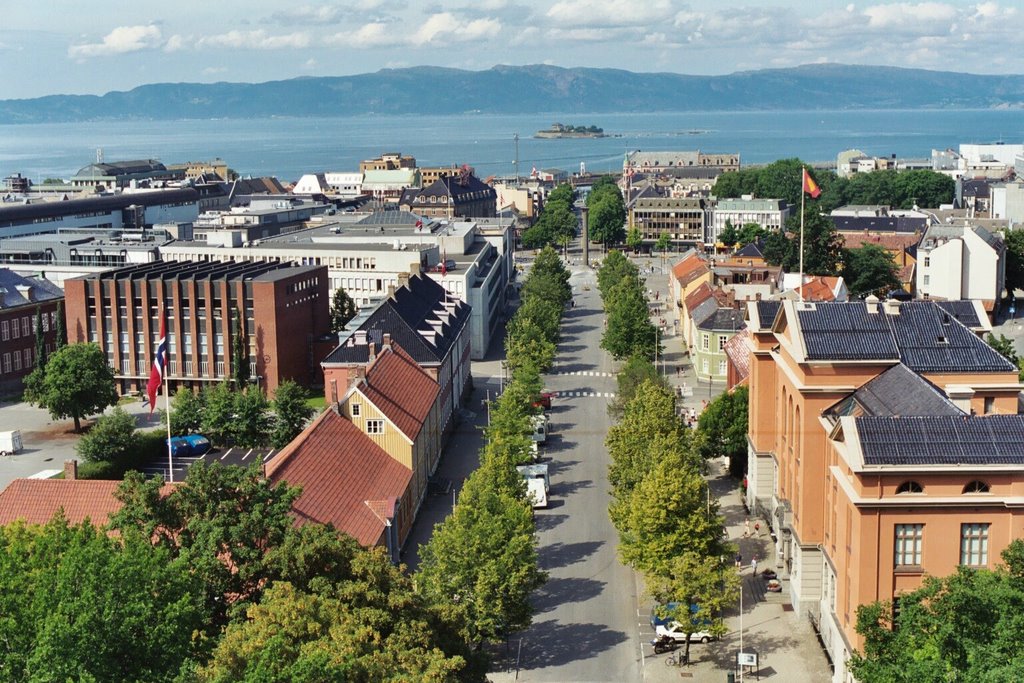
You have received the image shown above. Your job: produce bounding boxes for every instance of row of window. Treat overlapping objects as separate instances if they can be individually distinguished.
[896,479,990,494]
[895,523,989,567]
[701,333,728,352]
[1,311,58,341]
[0,348,32,374]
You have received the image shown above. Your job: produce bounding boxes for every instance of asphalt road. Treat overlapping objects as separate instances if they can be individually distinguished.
[509,265,643,682]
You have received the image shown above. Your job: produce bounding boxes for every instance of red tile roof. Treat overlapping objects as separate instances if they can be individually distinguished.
[266,409,412,547]
[360,344,439,441]
[684,282,715,311]
[724,329,751,384]
[0,479,174,527]
[795,277,836,302]
[840,232,920,251]
[671,252,710,287]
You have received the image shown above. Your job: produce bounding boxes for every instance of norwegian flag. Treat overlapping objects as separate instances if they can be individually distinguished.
[146,313,168,414]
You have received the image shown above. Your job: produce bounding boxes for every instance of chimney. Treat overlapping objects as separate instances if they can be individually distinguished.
[387,284,396,299]
[397,271,410,290]
[409,262,421,277]
[64,459,78,480]
[348,365,365,391]
[382,333,392,350]
[884,298,901,316]
[865,293,880,314]
[330,379,339,406]
[368,341,377,362]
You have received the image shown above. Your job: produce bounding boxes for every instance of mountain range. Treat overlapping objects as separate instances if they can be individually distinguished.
[2,63,1023,123]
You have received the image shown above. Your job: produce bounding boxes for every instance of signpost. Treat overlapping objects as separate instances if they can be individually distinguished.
[736,650,760,680]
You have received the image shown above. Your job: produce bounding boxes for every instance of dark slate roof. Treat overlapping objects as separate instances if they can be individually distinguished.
[888,302,1014,373]
[754,300,782,330]
[323,272,470,366]
[797,302,899,361]
[734,239,766,258]
[829,215,927,234]
[856,415,1024,466]
[826,364,963,419]
[0,188,199,224]
[696,308,745,332]
[0,270,63,310]
[73,159,167,177]
[795,300,1014,372]
[934,301,982,329]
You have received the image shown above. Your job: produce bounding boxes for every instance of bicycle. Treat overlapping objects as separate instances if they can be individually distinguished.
[665,650,688,667]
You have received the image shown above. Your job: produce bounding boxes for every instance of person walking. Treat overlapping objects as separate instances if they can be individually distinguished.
[735,552,742,568]
[744,519,751,538]
[751,555,758,575]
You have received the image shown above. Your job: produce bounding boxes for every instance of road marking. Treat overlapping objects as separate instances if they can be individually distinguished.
[220,448,234,460]
[242,448,253,460]
[263,450,276,462]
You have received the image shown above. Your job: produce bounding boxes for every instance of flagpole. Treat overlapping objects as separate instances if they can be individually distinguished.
[799,167,806,303]
[164,365,173,483]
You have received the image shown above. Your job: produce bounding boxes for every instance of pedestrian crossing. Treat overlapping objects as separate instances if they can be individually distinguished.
[550,391,617,399]
[549,370,615,378]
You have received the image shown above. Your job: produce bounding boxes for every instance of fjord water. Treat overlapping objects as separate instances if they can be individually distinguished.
[1,109,1022,183]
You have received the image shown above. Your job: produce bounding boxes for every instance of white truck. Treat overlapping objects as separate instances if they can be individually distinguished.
[517,463,550,509]
[530,414,549,443]
[0,430,23,456]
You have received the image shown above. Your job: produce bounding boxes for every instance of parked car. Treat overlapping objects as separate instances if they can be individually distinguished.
[532,391,555,410]
[655,621,717,645]
[167,434,212,458]
[650,602,698,628]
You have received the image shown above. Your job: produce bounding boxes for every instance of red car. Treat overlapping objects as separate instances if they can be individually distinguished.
[532,392,555,410]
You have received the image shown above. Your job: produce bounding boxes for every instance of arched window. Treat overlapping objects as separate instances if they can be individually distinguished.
[963,480,990,494]
[896,481,924,494]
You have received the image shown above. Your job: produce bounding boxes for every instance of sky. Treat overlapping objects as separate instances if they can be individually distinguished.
[2,0,1022,100]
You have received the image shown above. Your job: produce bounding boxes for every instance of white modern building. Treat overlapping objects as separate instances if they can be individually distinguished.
[916,224,1005,313]
[710,196,790,245]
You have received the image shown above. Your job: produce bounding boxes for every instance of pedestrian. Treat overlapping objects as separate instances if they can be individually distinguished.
[751,555,758,575]
[744,519,750,538]
[735,553,742,568]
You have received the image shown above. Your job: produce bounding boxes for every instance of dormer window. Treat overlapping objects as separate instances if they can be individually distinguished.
[896,481,924,494]
[962,480,990,494]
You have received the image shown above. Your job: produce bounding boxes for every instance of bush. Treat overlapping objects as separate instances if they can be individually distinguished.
[75,407,138,463]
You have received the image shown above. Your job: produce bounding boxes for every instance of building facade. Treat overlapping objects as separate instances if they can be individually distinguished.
[710,197,790,247]
[399,171,497,218]
[64,260,331,396]
[630,197,707,246]
[916,224,1005,312]
[745,297,1022,682]
[0,270,63,396]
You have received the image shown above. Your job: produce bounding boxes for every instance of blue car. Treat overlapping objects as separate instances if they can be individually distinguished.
[167,434,212,458]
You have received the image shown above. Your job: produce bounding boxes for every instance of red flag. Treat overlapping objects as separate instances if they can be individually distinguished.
[146,313,168,414]
[802,168,821,199]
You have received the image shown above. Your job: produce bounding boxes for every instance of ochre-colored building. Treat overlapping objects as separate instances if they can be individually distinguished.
[745,296,1023,682]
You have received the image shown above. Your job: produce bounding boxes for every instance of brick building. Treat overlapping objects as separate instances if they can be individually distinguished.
[0,269,64,397]
[64,260,331,396]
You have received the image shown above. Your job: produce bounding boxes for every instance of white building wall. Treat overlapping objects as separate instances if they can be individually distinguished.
[917,239,963,300]
[962,228,1001,302]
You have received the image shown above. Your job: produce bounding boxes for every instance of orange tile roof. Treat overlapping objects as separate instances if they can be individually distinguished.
[684,282,715,311]
[795,277,836,302]
[0,479,174,527]
[361,344,439,441]
[840,232,920,251]
[266,409,412,547]
[724,329,751,383]
[671,253,710,287]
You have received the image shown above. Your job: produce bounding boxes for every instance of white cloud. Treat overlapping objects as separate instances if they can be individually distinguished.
[196,30,311,50]
[202,66,228,75]
[302,57,317,69]
[68,25,163,58]
[547,0,677,27]
[332,12,501,48]
[164,34,184,52]
[863,3,957,29]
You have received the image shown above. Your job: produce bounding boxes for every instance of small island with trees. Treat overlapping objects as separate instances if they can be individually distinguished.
[534,122,606,139]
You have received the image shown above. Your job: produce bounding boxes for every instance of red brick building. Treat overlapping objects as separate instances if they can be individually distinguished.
[64,260,331,396]
[0,269,64,397]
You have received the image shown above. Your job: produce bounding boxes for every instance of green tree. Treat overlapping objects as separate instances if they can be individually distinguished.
[737,222,767,247]
[597,250,639,300]
[232,388,272,448]
[842,244,902,298]
[655,232,672,254]
[54,300,66,349]
[75,405,139,464]
[271,379,315,448]
[611,448,728,577]
[231,312,251,386]
[697,386,749,476]
[850,540,1024,683]
[763,205,844,276]
[608,354,669,419]
[719,219,739,249]
[1005,228,1024,296]
[505,318,556,373]
[200,382,236,445]
[626,226,643,251]
[21,308,47,403]
[27,342,117,432]
[416,473,546,648]
[110,463,301,628]
[986,333,1019,366]
[167,387,205,435]
[647,551,741,665]
[329,286,358,333]
[0,517,207,682]
[602,278,658,360]
[199,580,472,683]
[588,191,627,246]
[33,306,46,371]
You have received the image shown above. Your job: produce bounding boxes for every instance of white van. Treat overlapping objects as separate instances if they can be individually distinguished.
[517,463,550,509]
[530,415,548,443]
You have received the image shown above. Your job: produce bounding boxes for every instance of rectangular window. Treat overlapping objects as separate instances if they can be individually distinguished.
[12,352,21,371]
[960,523,989,567]
[366,419,384,435]
[50,311,57,328]
[2,353,10,373]
[702,333,709,350]
[41,314,49,332]
[1,320,7,341]
[351,403,361,417]
[702,359,709,374]
[923,257,930,267]
[23,348,31,367]
[10,319,19,339]
[923,275,930,286]
[894,523,923,567]
[22,317,29,337]
[718,359,728,375]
